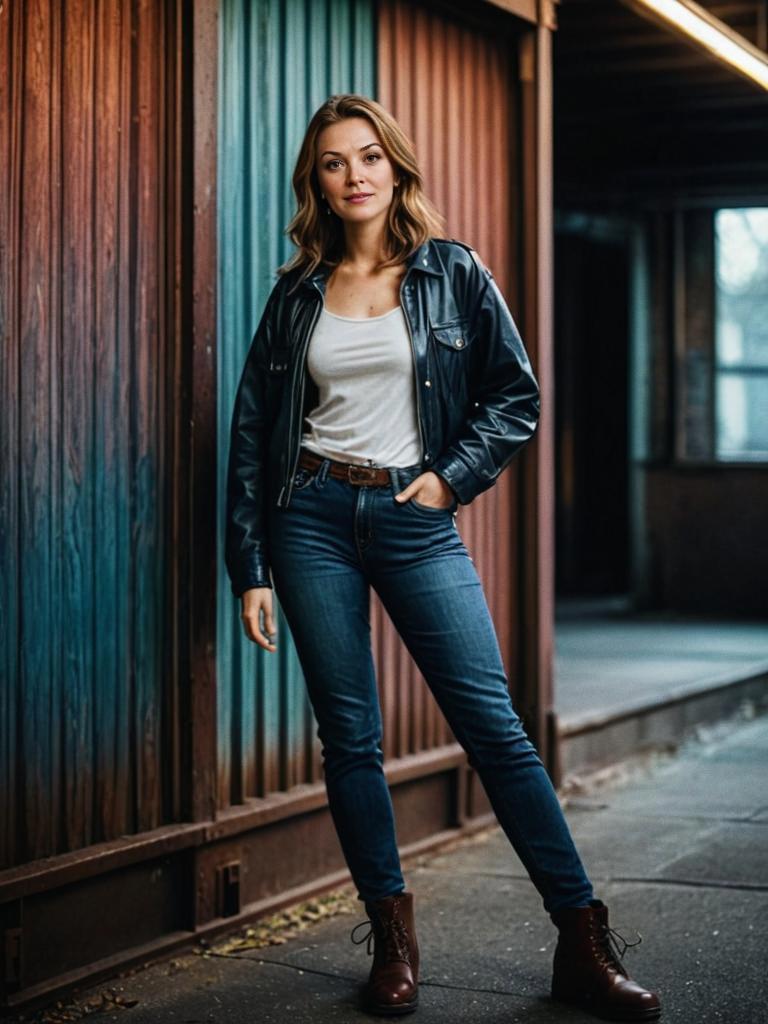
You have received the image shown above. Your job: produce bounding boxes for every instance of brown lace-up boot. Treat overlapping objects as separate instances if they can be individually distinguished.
[550,899,661,1021]
[351,891,420,1015]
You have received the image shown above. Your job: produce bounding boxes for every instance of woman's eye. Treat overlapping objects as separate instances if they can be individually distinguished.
[324,153,382,170]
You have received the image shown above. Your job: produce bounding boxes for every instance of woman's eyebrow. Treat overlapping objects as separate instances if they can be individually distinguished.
[319,142,381,158]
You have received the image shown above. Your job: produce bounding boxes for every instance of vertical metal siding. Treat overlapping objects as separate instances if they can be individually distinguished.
[376,0,524,759]
[216,0,376,808]
[0,0,175,869]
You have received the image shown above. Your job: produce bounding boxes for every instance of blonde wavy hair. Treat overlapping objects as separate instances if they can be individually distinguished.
[278,94,445,287]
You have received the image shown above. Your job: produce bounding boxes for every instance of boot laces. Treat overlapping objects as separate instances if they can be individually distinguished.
[351,907,411,964]
[591,920,642,973]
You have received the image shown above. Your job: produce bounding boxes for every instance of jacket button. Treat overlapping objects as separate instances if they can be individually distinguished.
[455,337,465,348]
[424,379,432,387]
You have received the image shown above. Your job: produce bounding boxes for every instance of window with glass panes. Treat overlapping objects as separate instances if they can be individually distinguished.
[714,209,768,461]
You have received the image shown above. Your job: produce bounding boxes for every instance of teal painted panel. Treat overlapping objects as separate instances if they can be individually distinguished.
[217,0,376,806]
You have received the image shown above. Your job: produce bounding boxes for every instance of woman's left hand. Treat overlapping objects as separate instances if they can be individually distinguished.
[394,470,456,509]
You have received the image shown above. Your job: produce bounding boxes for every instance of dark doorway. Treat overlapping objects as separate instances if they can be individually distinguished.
[554,228,630,597]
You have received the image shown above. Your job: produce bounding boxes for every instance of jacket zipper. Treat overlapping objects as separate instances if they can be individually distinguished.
[278,284,324,507]
[399,271,427,462]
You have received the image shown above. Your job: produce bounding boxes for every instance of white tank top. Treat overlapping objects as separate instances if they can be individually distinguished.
[300,303,423,468]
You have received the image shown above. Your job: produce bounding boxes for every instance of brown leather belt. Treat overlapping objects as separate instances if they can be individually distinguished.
[298,448,393,486]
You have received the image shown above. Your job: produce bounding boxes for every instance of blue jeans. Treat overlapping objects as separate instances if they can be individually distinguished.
[267,450,594,914]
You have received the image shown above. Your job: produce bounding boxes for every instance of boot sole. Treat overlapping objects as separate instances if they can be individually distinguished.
[551,990,661,1021]
[363,993,419,1016]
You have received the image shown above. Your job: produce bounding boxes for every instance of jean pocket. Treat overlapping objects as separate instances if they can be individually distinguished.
[408,494,457,515]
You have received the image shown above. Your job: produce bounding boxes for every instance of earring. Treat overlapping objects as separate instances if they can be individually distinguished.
[320,193,331,215]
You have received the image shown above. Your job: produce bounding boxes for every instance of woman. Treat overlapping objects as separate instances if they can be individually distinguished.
[225,94,660,1021]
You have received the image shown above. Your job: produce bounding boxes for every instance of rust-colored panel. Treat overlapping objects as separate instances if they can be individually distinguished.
[0,0,20,868]
[0,0,186,869]
[377,0,525,759]
[61,0,95,853]
[18,0,59,860]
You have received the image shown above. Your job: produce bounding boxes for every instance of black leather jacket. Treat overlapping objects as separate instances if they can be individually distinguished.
[225,237,540,598]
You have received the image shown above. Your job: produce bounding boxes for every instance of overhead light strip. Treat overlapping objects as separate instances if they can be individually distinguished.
[628,0,768,91]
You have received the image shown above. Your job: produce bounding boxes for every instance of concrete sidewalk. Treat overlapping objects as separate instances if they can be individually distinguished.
[13,712,768,1024]
[555,605,768,721]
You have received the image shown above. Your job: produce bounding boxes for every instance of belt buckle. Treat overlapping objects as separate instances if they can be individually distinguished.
[348,464,379,485]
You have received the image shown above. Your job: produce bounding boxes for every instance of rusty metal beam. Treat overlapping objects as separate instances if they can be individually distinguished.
[483,0,542,24]
[175,0,219,825]
[0,745,467,903]
[519,21,556,770]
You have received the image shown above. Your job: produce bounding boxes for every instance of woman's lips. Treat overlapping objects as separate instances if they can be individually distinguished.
[345,194,372,203]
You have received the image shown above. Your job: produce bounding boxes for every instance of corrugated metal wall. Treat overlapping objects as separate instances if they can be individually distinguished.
[0,0,176,869]
[217,0,526,805]
[0,0,539,1004]
[216,0,377,808]
[376,0,524,755]
[1,0,528,866]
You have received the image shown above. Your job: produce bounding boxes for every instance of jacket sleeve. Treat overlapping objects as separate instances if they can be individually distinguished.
[224,282,281,598]
[431,249,540,505]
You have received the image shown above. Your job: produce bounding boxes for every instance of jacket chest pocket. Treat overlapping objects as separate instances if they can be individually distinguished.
[428,318,472,353]
[428,318,473,400]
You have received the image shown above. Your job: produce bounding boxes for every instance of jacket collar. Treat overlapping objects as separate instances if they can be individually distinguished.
[301,237,443,290]
[404,238,444,277]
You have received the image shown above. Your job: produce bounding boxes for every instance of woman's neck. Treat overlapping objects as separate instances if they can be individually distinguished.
[339,221,390,272]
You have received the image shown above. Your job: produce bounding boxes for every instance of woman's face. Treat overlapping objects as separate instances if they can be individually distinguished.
[315,116,398,226]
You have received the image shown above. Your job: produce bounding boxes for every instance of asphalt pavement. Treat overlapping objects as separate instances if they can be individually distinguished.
[11,711,768,1024]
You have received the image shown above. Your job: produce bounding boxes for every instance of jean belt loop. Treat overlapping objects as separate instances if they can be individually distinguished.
[318,458,330,485]
[388,466,401,493]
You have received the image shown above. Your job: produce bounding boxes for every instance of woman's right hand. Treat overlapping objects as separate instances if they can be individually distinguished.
[240,587,278,652]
